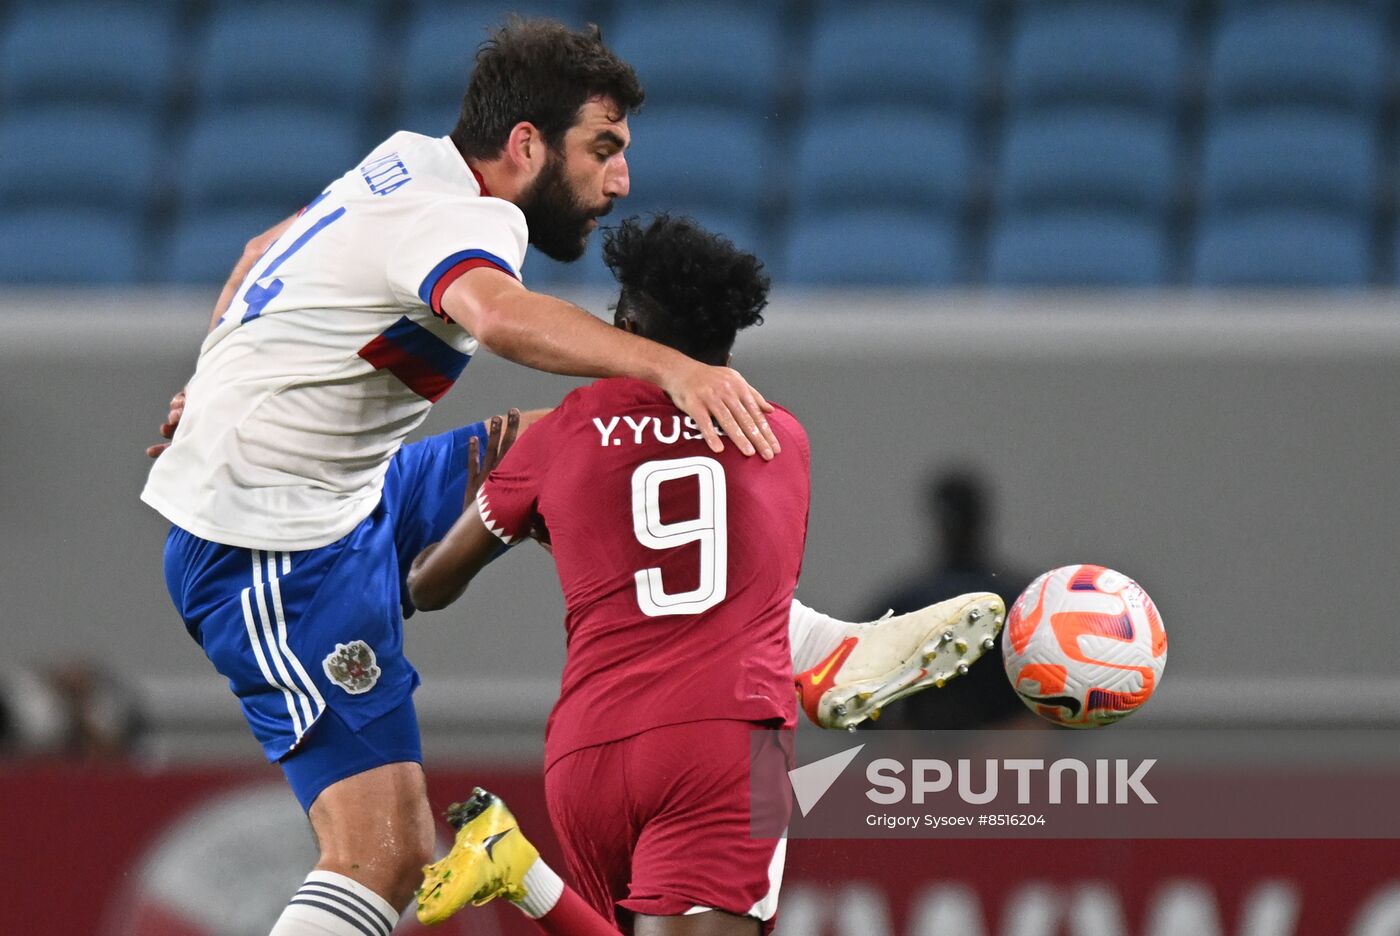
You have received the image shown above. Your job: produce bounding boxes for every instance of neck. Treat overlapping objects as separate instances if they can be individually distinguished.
[464,155,524,204]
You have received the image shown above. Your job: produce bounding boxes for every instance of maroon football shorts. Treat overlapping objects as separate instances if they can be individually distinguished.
[544,718,792,933]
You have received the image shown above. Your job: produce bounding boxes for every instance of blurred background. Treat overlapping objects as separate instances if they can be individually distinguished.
[2,0,1399,934]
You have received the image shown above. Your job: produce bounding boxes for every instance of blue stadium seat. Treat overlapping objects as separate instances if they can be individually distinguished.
[623,109,774,212]
[521,242,616,292]
[400,3,595,115]
[1005,4,1185,111]
[998,109,1176,214]
[177,109,364,213]
[1201,110,1377,212]
[398,104,459,140]
[1192,211,1371,286]
[0,210,143,284]
[806,4,983,111]
[401,7,489,116]
[0,5,176,108]
[609,5,781,110]
[792,109,973,212]
[780,210,962,286]
[0,110,159,214]
[807,0,989,11]
[986,212,1169,286]
[1392,227,1400,286]
[1209,4,1386,112]
[161,209,284,284]
[197,3,377,109]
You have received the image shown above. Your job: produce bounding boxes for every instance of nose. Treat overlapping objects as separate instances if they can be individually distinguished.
[605,153,630,200]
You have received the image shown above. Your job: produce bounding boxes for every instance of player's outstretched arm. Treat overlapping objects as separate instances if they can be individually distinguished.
[440,268,781,460]
[408,503,499,612]
[408,411,520,611]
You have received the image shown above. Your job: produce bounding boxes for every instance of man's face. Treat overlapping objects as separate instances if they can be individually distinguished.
[517,96,631,262]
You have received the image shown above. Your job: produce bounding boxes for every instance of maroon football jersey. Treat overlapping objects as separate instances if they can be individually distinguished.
[477,377,809,767]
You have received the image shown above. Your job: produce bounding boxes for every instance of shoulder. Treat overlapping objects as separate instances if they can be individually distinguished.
[761,403,811,472]
[768,403,809,444]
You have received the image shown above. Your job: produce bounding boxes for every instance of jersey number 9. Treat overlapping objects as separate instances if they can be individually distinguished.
[630,456,728,617]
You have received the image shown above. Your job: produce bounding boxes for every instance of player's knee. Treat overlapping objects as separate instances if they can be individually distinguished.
[384,836,436,909]
[307,762,436,908]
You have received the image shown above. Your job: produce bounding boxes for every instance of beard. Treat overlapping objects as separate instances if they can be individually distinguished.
[517,152,610,262]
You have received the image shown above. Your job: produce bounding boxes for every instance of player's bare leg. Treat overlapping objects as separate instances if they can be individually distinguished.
[790,593,1006,730]
[634,910,760,935]
[269,763,433,934]
[417,788,622,934]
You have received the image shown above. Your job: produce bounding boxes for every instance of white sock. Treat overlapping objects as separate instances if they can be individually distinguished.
[270,870,399,936]
[789,598,868,673]
[511,857,565,919]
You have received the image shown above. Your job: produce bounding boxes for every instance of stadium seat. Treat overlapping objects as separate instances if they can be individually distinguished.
[0,210,143,284]
[780,210,962,286]
[0,5,176,108]
[792,109,974,213]
[1004,4,1185,111]
[986,212,1169,287]
[521,243,616,291]
[400,2,596,115]
[1192,211,1372,287]
[609,4,781,110]
[197,3,378,109]
[806,3,984,112]
[623,109,774,213]
[398,104,459,140]
[161,209,286,284]
[1392,227,1400,287]
[0,110,159,214]
[177,109,365,214]
[1200,110,1377,213]
[806,0,988,11]
[1208,4,1386,112]
[997,109,1176,214]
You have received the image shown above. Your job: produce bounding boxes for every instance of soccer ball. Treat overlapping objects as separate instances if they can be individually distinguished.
[1002,564,1166,728]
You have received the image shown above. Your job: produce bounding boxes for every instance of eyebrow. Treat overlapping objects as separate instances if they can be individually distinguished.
[593,130,629,151]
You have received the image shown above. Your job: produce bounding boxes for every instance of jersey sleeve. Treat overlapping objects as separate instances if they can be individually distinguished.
[475,406,562,545]
[386,196,529,319]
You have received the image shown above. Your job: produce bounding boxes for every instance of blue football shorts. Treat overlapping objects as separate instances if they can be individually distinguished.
[162,422,488,810]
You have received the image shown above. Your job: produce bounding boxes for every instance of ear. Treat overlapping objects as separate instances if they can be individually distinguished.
[504,121,548,174]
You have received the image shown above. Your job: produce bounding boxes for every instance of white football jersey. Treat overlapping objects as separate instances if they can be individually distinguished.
[142,132,528,550]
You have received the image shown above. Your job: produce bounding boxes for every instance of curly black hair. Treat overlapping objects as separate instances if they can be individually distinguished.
[603,214,770,366]
[451,18,644,160]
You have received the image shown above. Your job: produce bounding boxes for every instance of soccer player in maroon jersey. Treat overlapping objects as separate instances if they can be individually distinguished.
[408,214,804,935]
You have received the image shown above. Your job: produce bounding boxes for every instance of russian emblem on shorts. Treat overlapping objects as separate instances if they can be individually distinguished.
[322,640,381,695]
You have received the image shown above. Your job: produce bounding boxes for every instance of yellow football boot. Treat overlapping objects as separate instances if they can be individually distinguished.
[416,787,539,925]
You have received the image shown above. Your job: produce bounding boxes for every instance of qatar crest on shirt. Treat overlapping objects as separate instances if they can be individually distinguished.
[322,640,381,694]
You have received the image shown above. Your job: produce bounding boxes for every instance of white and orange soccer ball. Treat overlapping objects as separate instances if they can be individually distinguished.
[1002,564,1166,727]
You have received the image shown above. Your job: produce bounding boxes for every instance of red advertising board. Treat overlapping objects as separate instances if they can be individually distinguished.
[3,763,1396,935]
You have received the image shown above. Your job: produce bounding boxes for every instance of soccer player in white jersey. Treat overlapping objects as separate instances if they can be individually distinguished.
[143,21,785,936]
[144,19,1002,936]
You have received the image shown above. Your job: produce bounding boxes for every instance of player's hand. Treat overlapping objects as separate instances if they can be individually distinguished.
[663,362,779,460]
[463,408,521,509]
[145,388,187,459]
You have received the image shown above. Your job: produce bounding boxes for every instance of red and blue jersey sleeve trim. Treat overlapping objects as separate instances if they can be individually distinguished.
[419,249,518,319]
